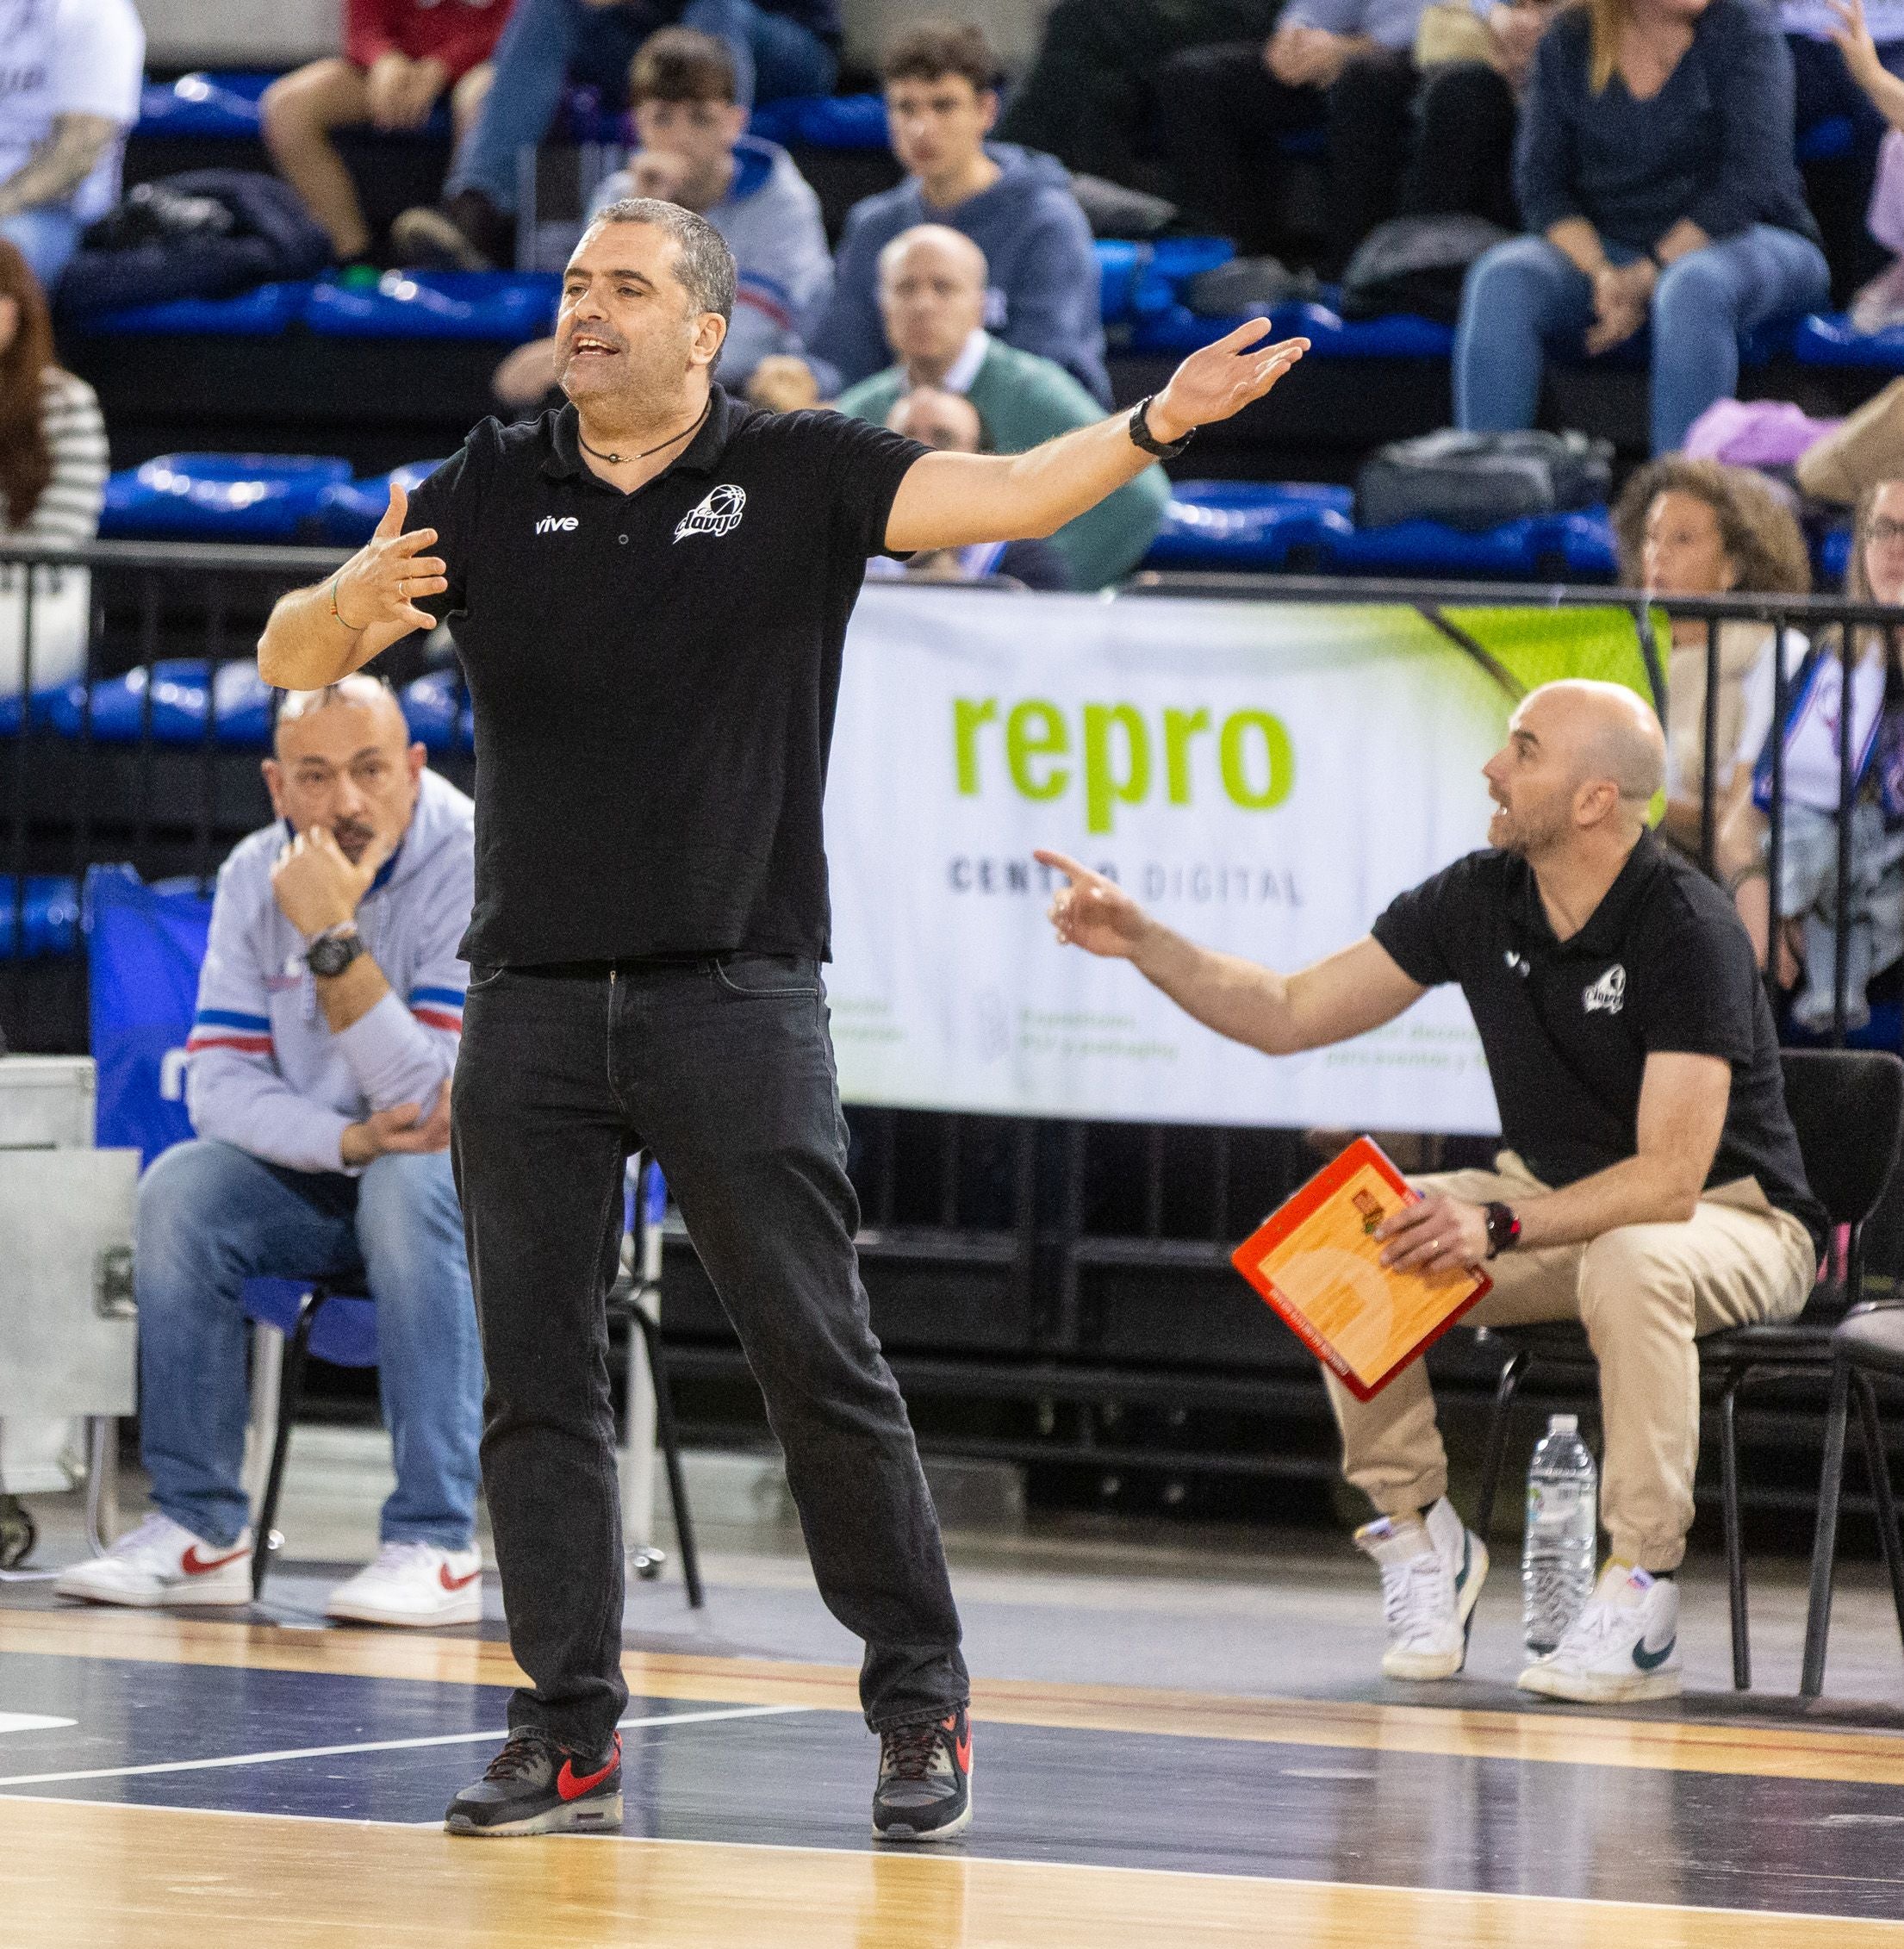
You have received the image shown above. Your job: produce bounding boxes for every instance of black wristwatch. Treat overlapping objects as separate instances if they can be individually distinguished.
[1128,395,1196,459]
[1483,1200,1522,1260]
[306,924,365,979]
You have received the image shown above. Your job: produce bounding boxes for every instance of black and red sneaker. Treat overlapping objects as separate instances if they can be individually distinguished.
[444,1729,622,1837]
[872,1706,972,1843]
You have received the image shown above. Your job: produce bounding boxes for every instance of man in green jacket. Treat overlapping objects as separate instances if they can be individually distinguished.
[834,225,1169,590]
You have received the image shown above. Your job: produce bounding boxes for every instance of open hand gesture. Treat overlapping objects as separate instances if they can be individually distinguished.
[1148,321,1309,444]
[1035,850,1151,960]
[333,482,446,638]
[1829,0,1885,90]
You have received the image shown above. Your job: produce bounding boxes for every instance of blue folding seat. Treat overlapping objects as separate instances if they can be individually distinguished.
[1323,506,1617,581]
[748,93,889,148]
[1819,522,1854,586]
[1798,116,1855,164]
[135,72,272,138]
[1794,312,1904,369]
[1129,295,1453,359]
[100,453,353,543]
[45,661,275,749]
[1143,481,1352,570]
[399,671,466,753]
[81,281,313,338]
[318,460,449,546]
[305,270,562,342]
[0,875,78,959]
[1097,240,1149,326]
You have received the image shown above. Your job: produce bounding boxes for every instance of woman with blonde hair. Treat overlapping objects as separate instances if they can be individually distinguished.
[1453,0,1829,455]
[1613,456,1810,854]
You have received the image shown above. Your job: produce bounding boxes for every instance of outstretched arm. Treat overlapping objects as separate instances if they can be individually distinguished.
[257,483,446,690]
[1036,850,1424,1055]
[886,322,1308,554]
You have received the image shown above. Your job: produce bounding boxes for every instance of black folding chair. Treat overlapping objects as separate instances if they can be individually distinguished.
[1472,1048,1904,1691]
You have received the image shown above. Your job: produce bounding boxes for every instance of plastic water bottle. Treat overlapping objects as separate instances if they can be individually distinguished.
[1522,1414,1597,1655]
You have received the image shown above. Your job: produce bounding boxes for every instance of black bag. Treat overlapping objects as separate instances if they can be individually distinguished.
[58,171,332,320]
[1339,214,1512,326]
[1355,429,1615,532]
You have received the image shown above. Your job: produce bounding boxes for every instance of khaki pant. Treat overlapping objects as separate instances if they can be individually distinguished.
[1322,1154,1819,1572]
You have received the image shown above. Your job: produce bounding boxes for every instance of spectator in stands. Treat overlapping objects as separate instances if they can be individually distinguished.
[995,0,1284,196]
[1719,477,1904,1030]
[55,678,487,1628]
[0,240,108,548]
[1453,0,1831,457]
[1612,458,1812,856]
[834,226,1163,590]
[863,388,1073,590]
[1158,0,1485,273]
[393,0,839,271]
[1816,0,1904,327]
[0,0,144,294]
[792,21,1111,408]
[1785,0,1904,296]
[492,27,830,408]
[261,0,511,267]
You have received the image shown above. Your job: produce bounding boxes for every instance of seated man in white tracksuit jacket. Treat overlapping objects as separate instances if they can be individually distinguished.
[59,676,484,1626]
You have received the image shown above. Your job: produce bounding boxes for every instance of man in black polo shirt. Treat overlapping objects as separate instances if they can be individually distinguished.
[1039,679,1825,1706]
[257,196,1306,1843]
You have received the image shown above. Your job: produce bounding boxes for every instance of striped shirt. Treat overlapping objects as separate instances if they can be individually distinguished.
[3,369,108,546]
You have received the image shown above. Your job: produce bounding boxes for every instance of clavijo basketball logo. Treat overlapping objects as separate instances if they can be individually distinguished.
[1583,964,1626,1016]
[675,484,747,542]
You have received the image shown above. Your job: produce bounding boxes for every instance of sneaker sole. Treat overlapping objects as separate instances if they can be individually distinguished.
[1381,1533,1489,1682]
[54,1579,252,1608]
[325,1594,483,1628]
[873,1796,973,1845]
[1515,1662,1683,1704]
[445,1793,623,1838]
[390,211,492,272]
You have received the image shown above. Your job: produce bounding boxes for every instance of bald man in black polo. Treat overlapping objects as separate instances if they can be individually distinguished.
[258,193,1306,1846]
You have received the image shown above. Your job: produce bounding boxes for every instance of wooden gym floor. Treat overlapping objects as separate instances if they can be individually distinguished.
[6,1586,1904,1947]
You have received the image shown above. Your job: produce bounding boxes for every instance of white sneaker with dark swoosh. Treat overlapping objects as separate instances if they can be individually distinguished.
[1517,1563,1682,1703]
[326,1541,484,1627]
[53,1511,253,1607]
[1355,1497,1488,1681]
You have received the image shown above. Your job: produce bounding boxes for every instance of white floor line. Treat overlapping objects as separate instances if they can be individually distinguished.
[0,1715,78,1735]
[0,1702,812,1790]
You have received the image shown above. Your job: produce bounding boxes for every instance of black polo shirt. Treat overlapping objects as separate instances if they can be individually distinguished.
[403,388,925,965]
[1372,833,1826,1249]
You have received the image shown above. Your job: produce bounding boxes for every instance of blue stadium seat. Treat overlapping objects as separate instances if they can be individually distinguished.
[1794,312,1904,368]
[747,93,889,149]
[399,671,472,753]
[241,1277,380,1367]
[305,270,561,341]
[1820,522,1854,586]
[80,280,314,338]
[135,71,272,138]
[318,461,449,545]
[1798,115,1855,164]
[1096,240,1148,326]
[45,661,275,748]
[1322,507,1619,580]
[1129,296,1453,358]
[1143,480,1351,570]
[0,875,78,960]
[100,453,353,542]
[0,686,66,738]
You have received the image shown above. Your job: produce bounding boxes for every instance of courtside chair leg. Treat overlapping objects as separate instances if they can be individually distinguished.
[1853,1372,1904,1655]
[633,1306,703,1610]
[253,1292,327,1601]
[1802,1354,1855,1697]
[1474,1348,1530,1542]
[1720,1373,1751,1691]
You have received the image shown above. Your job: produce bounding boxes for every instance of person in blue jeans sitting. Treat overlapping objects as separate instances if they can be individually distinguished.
[56,678,486,1629]
[1454,0,1831,456]
[394,0,839,270]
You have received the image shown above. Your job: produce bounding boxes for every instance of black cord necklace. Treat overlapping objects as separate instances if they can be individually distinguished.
[577,395,712,466]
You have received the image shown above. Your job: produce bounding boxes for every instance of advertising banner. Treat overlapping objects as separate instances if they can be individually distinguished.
[824,586,1652,1134]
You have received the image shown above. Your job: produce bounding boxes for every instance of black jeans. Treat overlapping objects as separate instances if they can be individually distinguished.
[451,952,968,1752]
[1159,41,1418,271]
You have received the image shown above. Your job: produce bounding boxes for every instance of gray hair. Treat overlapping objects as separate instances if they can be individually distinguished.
[587,197,736,323]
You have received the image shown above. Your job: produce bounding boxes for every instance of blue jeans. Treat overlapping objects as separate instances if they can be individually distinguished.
[449,0,839,211]
[1453,226,1832,455]
[135,1138,483,1552]
[1,208,82,295]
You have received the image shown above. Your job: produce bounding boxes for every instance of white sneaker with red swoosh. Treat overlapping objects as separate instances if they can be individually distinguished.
[54,1512,253,1607]
[326,1541,483,1627]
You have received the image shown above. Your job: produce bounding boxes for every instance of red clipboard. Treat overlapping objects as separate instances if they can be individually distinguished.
[1229,1136,1491,1401]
